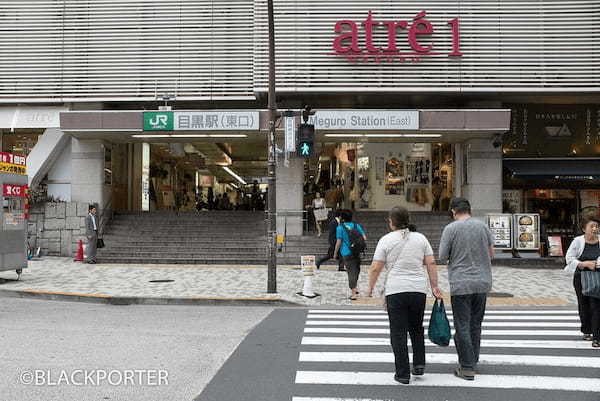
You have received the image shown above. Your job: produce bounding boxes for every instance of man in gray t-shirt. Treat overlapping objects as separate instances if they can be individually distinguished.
[438,198,494,381]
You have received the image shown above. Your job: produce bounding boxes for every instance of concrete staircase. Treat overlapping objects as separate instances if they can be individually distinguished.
[278,211,452,266]
[97,211,267,264]
[98,210,451,266]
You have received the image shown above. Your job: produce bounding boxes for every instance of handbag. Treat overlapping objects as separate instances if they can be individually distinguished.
[96,238,105,249]
[581,270,600,298]
[428,299,452,346]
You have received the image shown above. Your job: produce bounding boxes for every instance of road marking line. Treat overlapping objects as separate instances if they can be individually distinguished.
[301,337,594,349]
[298,352,600,368]
[308,310,578,315]
[305,328,578,336]
[307,314,579,321]
[295,371,600,391]
[306,320,580,328]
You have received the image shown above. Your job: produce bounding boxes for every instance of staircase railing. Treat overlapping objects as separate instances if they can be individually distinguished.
[98,198,114,237]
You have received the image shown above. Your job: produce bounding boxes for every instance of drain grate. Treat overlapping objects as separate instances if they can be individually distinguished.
[148,279,175,283]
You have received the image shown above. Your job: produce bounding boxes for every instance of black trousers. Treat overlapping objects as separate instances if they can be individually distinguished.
[316,246,343,269]
[574,270,600,339]
[343,256,361,289]
[451,293,487,370]
[386,292,426,379]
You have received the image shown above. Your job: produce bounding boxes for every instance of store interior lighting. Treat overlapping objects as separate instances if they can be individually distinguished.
[132,134,248,139]
[324,134,442,138]
[222,166,247,185]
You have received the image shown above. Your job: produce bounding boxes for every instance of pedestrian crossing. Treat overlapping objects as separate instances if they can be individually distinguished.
[293,307,600,400]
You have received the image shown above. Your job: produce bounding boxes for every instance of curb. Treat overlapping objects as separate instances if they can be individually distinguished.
[0,289,301,307]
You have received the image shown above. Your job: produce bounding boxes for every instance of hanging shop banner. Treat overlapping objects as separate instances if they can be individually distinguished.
[547,236,564,257]
[143,111,259,131]
[0,152,27,175]
[513,214,540,251]
[487,214,513,249]
[309,110,419,130]
[2,184,28,198]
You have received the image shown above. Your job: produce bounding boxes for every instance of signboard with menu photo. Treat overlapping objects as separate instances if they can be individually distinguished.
[513,214,540,251]
[547,236,564,257]
[487,214,513,249]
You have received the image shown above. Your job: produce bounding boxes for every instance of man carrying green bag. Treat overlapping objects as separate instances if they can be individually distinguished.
[428,299,451,346]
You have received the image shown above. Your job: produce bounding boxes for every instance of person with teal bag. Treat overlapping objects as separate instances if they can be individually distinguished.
[367,206,443,385]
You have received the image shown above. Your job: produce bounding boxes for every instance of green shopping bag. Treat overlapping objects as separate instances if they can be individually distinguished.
[428,299,451,346]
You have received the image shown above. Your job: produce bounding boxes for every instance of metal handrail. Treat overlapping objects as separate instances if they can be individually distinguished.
[98,198,114,237]
[276,209,308,251]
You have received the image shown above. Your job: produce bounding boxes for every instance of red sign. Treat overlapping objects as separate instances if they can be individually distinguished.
[0,152,26,166]
[2,184,28,198]
[332,10,462,63]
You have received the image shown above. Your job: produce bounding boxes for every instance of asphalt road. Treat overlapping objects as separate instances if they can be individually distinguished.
[0,298,272,401]
[197,306,600,401]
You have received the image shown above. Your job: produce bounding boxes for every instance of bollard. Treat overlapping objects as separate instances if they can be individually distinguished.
[297,255,320,298]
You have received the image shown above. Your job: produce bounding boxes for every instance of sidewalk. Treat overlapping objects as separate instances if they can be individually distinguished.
[0,257,576,306]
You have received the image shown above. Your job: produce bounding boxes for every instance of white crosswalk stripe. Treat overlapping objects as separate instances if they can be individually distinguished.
[293,308,599,399]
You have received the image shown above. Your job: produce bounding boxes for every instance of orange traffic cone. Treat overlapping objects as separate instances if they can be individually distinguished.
[74,239,84,262]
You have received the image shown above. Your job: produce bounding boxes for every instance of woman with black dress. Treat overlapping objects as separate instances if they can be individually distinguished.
[565,218,600,347]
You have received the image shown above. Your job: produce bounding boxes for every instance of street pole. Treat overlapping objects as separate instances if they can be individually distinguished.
[266,0,277,293]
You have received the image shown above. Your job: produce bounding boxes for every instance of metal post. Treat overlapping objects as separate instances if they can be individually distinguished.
[266,0,277,293]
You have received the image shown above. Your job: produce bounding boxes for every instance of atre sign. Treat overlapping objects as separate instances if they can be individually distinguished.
[332,11,462,63]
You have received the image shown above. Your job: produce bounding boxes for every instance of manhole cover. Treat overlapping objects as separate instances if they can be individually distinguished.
[148,279,175,283]
[488,292,513,298]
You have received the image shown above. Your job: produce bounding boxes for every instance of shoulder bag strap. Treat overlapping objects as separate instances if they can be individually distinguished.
[381,231,410,296]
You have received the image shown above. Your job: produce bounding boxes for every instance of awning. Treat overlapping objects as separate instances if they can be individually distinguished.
[504,159,600,180]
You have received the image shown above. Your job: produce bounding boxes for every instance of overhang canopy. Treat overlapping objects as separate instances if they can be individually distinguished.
[504,159,600,180]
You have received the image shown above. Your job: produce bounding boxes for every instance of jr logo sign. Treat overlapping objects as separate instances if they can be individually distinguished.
[143,112,174,131]
[331,10,463,63]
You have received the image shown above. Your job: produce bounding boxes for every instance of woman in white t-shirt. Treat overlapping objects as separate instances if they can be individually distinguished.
[366,206,443,385]
[312,192,327,237]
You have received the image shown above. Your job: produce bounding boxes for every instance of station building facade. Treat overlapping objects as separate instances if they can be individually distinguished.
[0,1,598,254]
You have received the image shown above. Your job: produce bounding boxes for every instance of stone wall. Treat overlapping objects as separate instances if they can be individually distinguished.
[28,202,92,257]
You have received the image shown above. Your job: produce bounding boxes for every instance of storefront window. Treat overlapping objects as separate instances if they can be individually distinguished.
[0,131,41,156]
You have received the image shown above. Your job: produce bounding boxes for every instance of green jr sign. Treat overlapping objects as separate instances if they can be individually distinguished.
[143,112,174,131]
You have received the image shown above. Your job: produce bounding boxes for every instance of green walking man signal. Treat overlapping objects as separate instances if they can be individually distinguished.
[297,123,315,158]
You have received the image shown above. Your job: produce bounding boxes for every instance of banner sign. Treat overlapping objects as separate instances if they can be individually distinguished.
[309,110,419,130]
[3,184,28,198]
[0,152,27,175]
[284,116,296,152]
[143,111,259,131]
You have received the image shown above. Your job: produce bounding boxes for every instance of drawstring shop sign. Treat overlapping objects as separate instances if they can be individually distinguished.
[331,11,463,63]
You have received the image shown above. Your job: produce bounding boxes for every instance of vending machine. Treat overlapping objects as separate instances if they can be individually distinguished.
[0,152,28,279]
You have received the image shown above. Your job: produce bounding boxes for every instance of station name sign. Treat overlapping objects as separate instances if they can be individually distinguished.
[332,10,462,63]
[144,111,259,131]
[0,152,27,175]
[309,110,419,130]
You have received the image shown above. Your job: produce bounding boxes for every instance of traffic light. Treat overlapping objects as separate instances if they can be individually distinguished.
[297,123,315,158]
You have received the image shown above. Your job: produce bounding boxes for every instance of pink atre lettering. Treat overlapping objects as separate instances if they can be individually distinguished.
[331,10,463,63]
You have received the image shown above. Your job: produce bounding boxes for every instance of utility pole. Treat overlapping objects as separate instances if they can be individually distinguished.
[266,0,277,293]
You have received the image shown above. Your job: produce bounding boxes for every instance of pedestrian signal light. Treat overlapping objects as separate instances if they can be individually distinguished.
[297,124,315,158]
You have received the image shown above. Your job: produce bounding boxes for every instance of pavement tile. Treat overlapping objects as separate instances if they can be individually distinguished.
[0,257,577,306]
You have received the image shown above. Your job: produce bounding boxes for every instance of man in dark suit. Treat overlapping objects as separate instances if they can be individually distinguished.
[85,205,98,264]
[316,210,344,271]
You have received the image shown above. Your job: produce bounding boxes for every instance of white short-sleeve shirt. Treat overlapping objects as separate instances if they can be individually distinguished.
[373,230,434,296]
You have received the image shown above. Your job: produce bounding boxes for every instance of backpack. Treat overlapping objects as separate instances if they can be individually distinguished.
[342,222,366,258]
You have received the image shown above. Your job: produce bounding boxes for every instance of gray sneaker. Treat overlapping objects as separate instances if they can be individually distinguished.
[454,367,475,381]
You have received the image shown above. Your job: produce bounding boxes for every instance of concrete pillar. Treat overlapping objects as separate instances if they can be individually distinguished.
[71,139,109,210]
[462,138,502,218]
[276,156,304,236]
